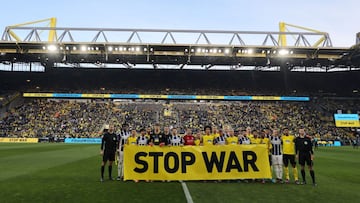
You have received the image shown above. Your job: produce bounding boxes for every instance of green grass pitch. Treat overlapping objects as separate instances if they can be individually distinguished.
[0,143,359,203]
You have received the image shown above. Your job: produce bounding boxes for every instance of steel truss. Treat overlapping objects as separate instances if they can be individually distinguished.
[2,26,333,47]
[0,26,358,71]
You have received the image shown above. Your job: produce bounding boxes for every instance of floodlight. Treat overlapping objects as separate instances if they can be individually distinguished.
[81,46,87,52]
[278,49,289,55]
[47,45,57,51]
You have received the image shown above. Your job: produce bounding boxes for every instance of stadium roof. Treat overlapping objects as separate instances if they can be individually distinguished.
[0,19,359,72]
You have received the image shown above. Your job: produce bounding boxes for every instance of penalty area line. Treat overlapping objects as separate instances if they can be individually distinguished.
[180,181,194,203]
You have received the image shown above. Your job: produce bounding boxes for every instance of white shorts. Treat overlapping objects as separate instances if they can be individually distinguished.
[271,155,283,165]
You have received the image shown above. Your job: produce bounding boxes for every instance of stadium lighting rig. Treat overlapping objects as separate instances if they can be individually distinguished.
[0,18,359,71]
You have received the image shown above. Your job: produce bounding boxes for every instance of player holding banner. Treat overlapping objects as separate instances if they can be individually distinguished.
[117,123,131,181]
[201,126,215,146]
[167,127,184,146]
[225,128,238,145]
[214,128,228,145]
[183,128,195,146]
[149,123,167,146]
[137,128,149,146]
[127,129,138,145]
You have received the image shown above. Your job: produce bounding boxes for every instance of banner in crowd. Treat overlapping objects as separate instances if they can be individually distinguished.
[64,138,101,144]
[124,145,271,181]
[334,114,360,127]
[0,138,39,143]
[23,93,310,101]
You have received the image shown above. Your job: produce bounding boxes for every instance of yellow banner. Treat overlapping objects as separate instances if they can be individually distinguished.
[139,95,168,99]
[124,145,271,181]
[81,94,111,98]
[23,93,53,97]
[0,138,39,143]
[335,120,360,127]
[252,96,281,101]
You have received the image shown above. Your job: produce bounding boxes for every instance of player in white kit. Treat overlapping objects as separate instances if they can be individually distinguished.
[117,123,131,181]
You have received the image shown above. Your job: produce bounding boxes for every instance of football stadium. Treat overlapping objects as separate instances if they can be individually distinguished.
[1,1,360,202]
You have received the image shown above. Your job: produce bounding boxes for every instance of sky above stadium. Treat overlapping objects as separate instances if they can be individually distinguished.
[0,0,359,47]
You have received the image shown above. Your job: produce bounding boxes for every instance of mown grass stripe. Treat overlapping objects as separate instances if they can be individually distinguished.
[0,144,99,181]
[0,144,359,203]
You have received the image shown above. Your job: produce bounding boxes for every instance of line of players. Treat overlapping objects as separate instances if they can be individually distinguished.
[101,123,316,186]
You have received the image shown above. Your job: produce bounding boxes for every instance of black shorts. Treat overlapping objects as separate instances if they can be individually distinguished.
[298,153,312,166]
[283,154,296,166]
[103,151,116,162]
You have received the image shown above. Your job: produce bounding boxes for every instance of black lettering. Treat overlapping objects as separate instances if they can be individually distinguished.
[134,152,148,173]
[149,152,163,173]
[226,151,243,172]
[243,151,259,172]
[181,152,195,173]
[202,151,225,172]
[164,152,179,173]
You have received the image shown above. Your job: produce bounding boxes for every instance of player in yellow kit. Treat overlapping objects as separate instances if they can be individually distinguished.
[281,128,299,184]
[212,125,220,139]
[250,130,262,144]
[125,128,139,182]
[261,130,272,163]
[261,131,272,184]
[194,131,201,146]
[126,129,138,146]
[245,126,254,139]
[226,128,238,145]
[201,126,215,146]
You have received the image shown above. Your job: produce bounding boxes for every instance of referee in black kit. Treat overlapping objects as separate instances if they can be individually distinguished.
[100,124,118,182]
[295,128,316,186]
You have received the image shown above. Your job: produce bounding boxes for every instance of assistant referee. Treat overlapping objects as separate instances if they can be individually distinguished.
[100,125,118,182]
[295,128,316,186]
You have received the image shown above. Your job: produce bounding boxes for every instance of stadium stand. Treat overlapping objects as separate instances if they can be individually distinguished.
[0,69,359,144]
[0,98,358,144]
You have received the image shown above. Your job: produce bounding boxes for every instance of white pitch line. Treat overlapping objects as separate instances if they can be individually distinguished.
[180,181,194,203]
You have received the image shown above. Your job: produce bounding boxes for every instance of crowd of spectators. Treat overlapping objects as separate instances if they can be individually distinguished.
[1,98,359,143]
[0,92,20,107]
